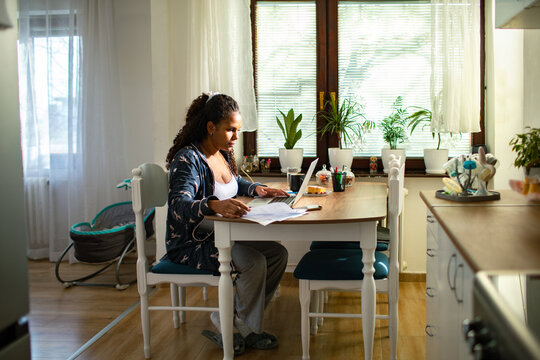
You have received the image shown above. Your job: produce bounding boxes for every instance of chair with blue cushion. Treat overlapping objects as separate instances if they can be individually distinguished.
[293,158,404,360]
[132,163,219,359]
[306,227,388,334]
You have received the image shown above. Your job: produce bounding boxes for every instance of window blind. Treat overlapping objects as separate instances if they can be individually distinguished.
[338,1,470,157]
[255,1,317,157]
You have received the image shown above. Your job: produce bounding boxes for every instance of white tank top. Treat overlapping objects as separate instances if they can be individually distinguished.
[214,176,238,200]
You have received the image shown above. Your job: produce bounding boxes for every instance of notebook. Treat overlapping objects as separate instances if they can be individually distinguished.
[248,158,319,208]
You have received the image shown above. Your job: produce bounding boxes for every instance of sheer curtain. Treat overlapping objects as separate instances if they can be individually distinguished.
[184,0,258,130]
[431,0,481,134]
[18,0,128,261]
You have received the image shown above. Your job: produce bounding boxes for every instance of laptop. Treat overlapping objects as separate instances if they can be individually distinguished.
[248,158,319,208]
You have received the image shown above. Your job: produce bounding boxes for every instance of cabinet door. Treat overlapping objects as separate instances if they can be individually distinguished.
[437,228,461,360]
[438,229,474,360]
[425,210,439,359]
[455,251,474,360]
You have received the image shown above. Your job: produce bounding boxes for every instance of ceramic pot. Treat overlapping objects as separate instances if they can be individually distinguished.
[279,148,303,173]
[424,148,449,174]
[328,148,353,171]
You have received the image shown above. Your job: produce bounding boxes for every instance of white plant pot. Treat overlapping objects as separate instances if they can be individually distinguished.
[279,148,304,173]
[424,148,449,174]
[381,148,406,174]
[328,148,353,170]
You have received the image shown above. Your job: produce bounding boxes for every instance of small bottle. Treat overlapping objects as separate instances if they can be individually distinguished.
[251,155,259,172]
[316,164,332,186]
[343,166,355,187]
[242,156,252,173]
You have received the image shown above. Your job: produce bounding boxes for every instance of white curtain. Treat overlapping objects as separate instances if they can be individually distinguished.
[184,0,258,130]
[431,0,481,134]
[18,0,129,261]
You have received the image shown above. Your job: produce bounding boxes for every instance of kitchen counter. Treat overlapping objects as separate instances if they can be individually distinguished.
[420,189,540,272]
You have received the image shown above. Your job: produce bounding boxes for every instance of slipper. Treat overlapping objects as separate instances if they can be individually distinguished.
[201,330,246,356]
[244,331,279,350]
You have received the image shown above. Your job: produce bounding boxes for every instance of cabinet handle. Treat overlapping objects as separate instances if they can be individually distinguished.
[426,248,436,257]
[426,287,436,298]
[427,215,435,223]
[454,263,464,303]
[319,91,325,110]
[447,254,457,290]
[425,325,436,337]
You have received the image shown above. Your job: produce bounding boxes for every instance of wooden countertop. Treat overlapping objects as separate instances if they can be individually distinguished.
[420,190,540,272]
[206,181,388,224]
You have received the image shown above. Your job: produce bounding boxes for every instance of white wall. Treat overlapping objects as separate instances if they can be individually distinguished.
[523,30,540,130]
[486,0,540,189]
[113,0,154,171]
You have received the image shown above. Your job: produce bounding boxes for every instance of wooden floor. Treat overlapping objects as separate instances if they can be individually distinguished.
[28,259,426,360]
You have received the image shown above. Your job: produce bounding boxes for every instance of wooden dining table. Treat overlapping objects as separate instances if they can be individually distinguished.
[205,181,388,359]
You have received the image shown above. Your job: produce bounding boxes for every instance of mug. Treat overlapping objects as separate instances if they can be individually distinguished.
[289,173,305,193]
[287,167,301,185]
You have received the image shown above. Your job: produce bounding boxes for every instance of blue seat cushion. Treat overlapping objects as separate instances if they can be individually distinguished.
[151,259,214,275]
[293,249,389,280]
[310,241,388,252]
[310,226,390,252]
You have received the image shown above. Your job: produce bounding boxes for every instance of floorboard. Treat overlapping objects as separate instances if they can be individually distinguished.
[27,260,426,359]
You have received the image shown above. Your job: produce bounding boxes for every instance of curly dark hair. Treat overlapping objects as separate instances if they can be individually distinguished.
[166,93,240,176]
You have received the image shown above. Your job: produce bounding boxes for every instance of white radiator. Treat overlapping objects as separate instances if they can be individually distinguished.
[24,177,50,259]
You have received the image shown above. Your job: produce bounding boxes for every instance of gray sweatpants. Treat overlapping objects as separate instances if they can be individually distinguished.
[231,241,288,334]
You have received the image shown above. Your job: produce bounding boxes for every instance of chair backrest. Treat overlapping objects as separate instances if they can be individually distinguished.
[388,162,404,218]
[131,163,169,282]
[132,163,169,212]
[387,160,404,282]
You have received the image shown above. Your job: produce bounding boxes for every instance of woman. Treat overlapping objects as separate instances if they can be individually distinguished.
[164,92,288,354]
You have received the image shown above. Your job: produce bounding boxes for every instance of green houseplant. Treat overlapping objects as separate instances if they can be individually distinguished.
[407,106,449,174]
[509,127,540,176]
[379,96,408,173]
[380,96,409,150]
[276,108,304,173]
[318,97,374,169]
[318,97,374,149]
[276,108,303,149]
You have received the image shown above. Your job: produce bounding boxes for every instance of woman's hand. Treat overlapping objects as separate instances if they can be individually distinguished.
[255,186,288,198]
[208,199,250,218]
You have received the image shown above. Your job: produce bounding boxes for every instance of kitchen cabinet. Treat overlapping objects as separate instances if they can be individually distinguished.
[425,209,473,360]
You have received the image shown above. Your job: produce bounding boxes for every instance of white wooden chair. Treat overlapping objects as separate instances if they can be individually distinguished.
[131,163,219,359]
[293,158,404,360]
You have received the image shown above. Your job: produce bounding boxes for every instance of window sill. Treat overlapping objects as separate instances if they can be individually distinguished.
[245,170,447,178]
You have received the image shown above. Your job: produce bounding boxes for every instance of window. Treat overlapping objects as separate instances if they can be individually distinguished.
[18,13,80,172]
[255,2,318,157]
[252,0,483,171]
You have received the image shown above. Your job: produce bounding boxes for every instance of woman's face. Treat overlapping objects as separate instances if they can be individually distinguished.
[209,111,242,151]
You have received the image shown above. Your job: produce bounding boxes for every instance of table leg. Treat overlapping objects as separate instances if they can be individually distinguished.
[215,222,234,360]
[360,222,376,360]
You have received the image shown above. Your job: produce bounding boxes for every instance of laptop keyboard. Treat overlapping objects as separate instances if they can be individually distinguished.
[270,196,295,205]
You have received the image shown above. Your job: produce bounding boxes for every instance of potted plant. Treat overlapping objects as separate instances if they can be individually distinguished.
[379,96,408,173]
[277,108,303,173]
[318,97,374,170]
[509,127,540,177]
[407,106,449,174]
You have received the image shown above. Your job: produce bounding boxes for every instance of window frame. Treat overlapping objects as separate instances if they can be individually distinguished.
[248,0,485,173]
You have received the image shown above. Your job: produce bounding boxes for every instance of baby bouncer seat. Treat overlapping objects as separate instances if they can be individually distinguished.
[55,201,155,290]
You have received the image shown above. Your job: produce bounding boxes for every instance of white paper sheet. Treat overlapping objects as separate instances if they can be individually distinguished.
[242,202,307,226]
